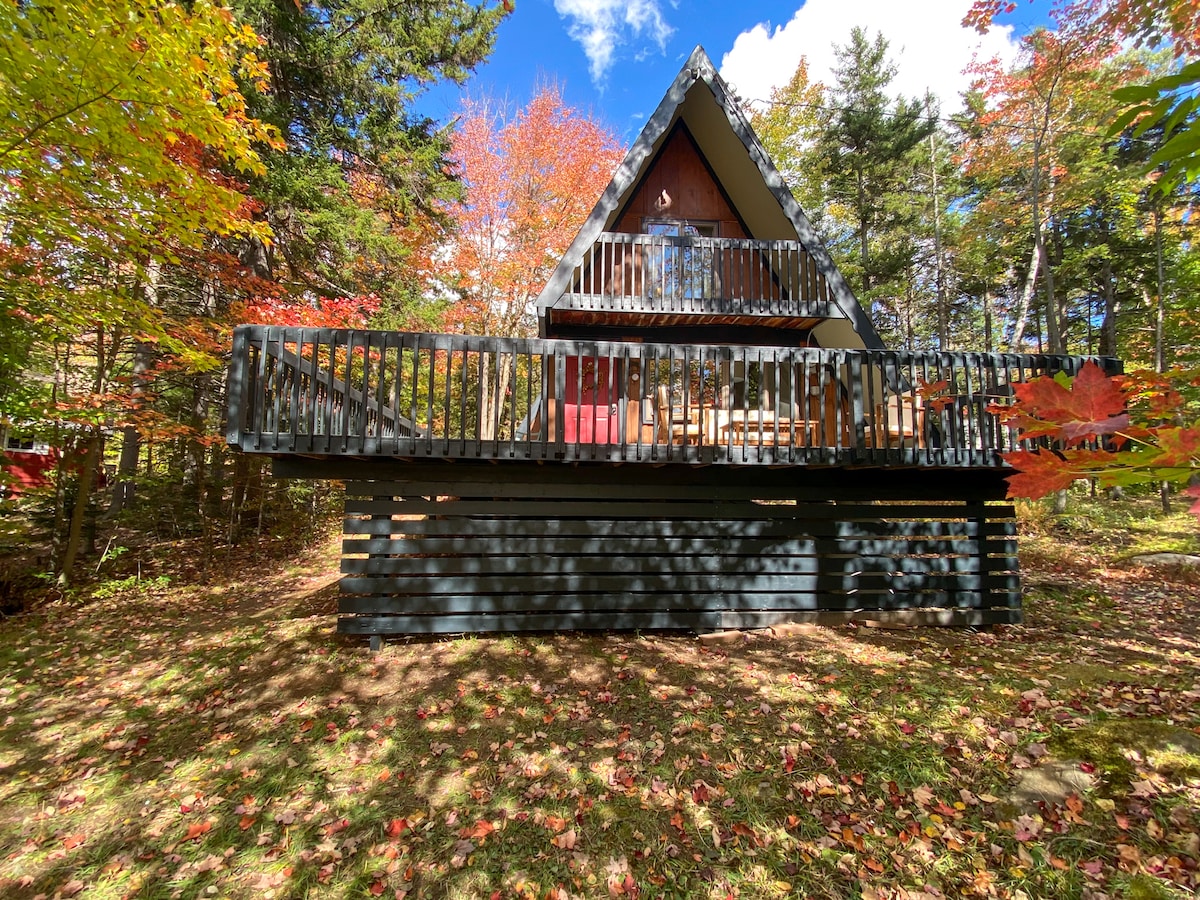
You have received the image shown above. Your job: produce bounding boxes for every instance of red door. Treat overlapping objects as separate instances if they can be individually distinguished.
[562,357,621,444]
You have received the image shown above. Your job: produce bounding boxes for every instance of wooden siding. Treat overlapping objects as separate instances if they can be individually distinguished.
[336,467,1021,635]
[228,325,1122,470]
[614,123,744,236]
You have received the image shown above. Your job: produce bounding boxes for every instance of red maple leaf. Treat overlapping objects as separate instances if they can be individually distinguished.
[1008,362,1128,447]
[1003,449,1078,499]
[462,819,495,840]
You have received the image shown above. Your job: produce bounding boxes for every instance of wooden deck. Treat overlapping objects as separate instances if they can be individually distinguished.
[228,325,1121,470]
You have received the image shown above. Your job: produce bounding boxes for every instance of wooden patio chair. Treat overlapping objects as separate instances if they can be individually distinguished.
[705,384,733,443]
[656,384,702,445]
[868,394,925,449]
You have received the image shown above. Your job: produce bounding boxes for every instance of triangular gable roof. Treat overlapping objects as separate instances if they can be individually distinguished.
[535,45,883,349]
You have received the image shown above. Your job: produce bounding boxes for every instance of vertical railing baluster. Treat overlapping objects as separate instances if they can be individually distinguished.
[246,327,263,450]
[227,327,249,450]
[337,331,351,452]
[357,330,369,449]
[858,351,873,460]
[962,353,978,464]
[286,331,302,452]
[552,350,564,459]
[907,353,922,466]
[321,332,332,450]
[392,338,402,446]
[405,337,418,452]
[425,339,436,452]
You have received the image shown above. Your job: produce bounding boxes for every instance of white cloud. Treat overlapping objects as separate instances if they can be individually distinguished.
[719,0,1022,115]
[554,0,674,83]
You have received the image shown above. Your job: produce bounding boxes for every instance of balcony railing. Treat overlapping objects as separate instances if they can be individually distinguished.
[559,232,844,318]
[227,325,1121,468]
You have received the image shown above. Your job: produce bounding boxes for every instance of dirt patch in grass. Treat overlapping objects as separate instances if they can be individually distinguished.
[0,500,1198,899]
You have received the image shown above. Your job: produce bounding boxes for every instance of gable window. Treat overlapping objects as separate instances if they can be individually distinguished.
[641,219,719,302]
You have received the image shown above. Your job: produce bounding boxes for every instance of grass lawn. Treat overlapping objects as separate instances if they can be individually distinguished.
[0,496,1197,900]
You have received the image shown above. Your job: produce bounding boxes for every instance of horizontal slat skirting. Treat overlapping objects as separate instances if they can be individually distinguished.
[339,553,991,576]
[305,463,1012,501]
[339,571,1021,596]
[338,589,1018,616]
[343,516,1014,539]
[334,481,1022,635]
[342,536,993,557]
[337,606,1021,635]
[344,497,1009,520]
[340,478,1012,503]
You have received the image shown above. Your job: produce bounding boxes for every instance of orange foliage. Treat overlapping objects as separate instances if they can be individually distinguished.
[965,0,1200,55]
[235,294,381,329]
[439,84,624,336]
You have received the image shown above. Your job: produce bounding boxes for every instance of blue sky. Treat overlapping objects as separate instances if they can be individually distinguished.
[419,0,1058,142]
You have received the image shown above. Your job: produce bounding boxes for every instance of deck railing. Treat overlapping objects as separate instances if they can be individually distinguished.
[561,232,843,317]
[227,325,1121,468]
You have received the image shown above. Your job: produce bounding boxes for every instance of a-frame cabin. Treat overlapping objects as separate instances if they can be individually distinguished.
[226,47,1119,640]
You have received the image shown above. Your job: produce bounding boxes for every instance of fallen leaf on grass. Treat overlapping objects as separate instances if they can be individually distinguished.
[551,828,577,850]
[911,785,934,807]
[386,818,409,837]
[184,821,212,841]
[1130,779,1158,798]
[1014,815,1041,842]
[462,819,495,840]
[731,822,763,846]
[450,839,475,868]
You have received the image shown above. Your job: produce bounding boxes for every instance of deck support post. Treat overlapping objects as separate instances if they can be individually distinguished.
[369,635,384,652]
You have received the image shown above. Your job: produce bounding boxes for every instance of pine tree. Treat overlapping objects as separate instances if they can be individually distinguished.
[815,28,935,335]
[228,0,509,310]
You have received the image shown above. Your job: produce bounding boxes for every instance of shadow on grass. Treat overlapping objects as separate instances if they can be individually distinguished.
[0,549,1197,899]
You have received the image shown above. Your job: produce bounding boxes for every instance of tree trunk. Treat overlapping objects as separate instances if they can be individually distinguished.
[1098,259,1118,358]
[930,133,948,349]
[206,441,227,524]
[57,429,101,587]
[857,166,870,294]
[1037,208,1061,354]
[108,340,151,516]
[187,374,209,516]
[1052,488,1067,515]
[229,452,251,544]
[983,288,994,354]
[1008,243,1040,351]
[108,261,159,515]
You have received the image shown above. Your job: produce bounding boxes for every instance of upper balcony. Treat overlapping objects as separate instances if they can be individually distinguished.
[226,325,1121,470]
[550,231,843,327]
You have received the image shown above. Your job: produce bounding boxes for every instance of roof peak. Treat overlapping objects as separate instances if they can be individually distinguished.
[533,43,882,349]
